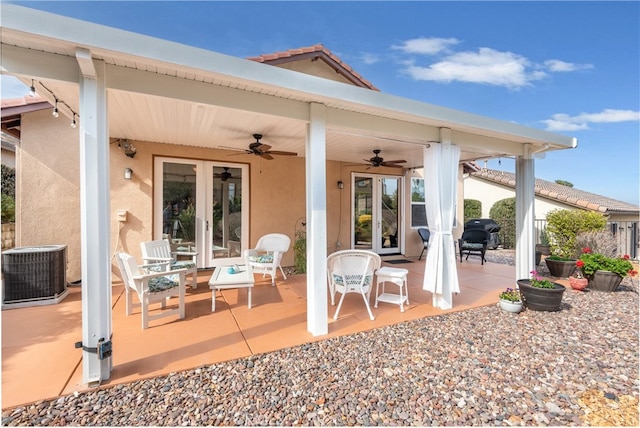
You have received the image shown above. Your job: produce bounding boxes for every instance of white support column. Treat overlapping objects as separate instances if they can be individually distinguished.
[515,144,536,280]
[78,55,112,383]
[306,102,328,336]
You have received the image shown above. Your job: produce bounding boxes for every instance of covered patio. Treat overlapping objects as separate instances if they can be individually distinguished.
[1,3,577,392]
[2,257,517,410]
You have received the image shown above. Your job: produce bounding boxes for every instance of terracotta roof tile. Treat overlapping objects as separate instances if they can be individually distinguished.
[247,43,379,91]
[470,168,639,214]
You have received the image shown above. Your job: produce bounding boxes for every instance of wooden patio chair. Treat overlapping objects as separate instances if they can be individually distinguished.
[115,252,187,330]
[140,239,198,288]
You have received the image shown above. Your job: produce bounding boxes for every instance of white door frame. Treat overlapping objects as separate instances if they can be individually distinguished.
[153,157,249,268]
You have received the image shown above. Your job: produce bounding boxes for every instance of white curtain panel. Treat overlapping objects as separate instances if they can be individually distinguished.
[422,142,461,309]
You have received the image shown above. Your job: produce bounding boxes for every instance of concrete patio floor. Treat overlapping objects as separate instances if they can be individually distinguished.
[2,256,516,410]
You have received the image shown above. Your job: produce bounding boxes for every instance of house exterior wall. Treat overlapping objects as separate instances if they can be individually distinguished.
[18,109,438,283]
[464,174,638,223]
[19,109,82,280]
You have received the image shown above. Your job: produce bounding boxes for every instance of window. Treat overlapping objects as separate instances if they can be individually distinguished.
[411,177,427,228]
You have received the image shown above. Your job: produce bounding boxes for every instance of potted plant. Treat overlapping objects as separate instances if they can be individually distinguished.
[535,226,551,256]
[576,248,637,292]
[498,288,522,313]
[545,255,577,278]
[544,209,607,278]
[517,270,566,311]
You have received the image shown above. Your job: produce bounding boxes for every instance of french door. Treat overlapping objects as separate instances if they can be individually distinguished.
[154,157,249,268]
[352,173,403,255]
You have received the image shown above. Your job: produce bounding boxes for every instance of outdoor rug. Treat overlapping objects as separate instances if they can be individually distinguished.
[384,259,413,264]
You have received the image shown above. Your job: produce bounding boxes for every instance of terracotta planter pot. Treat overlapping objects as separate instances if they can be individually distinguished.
[569,276,588,291]
[588,270,623,292]
[545,259,576,278]
[517,279,566,311]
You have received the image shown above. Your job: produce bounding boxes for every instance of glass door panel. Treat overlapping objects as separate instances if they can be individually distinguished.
[379,177,400,254]
[353,176,373,250]
[161,162,197,253]
[352,174,403,254]
[210,166,243,263]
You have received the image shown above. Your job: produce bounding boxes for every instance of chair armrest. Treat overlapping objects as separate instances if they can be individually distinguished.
[173,251,198,257]
[133,267,188,281]
[142,256,173,263]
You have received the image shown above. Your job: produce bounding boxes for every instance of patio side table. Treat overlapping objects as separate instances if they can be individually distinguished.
[374,266,409,312]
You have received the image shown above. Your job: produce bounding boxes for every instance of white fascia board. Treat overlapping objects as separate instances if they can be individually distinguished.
[2,4,577,151]
[0,44,79,83]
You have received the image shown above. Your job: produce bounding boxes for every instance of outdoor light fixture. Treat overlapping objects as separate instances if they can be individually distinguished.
[124,168,133,180]
[29,80,36,97]
[337,180,344,189]
[52,99,59,118]
[70,114,77,128]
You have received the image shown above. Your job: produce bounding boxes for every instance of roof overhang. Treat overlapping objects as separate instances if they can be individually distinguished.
[0,4,577,168]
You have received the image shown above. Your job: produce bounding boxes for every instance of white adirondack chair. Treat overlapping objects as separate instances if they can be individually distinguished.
[115,252,187,330]
[140,239,198,288]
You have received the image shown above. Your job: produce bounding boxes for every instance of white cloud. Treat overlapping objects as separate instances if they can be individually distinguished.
[544,59,593,72]
[392,37,460,55]
[404,48,547,89]
[360,52,380,65]
[542,109,640,131]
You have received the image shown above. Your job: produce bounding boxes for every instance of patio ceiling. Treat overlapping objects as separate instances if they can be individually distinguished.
[1,4,577,169]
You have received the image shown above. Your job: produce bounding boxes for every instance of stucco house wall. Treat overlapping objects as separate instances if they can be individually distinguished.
[17,106,439,282]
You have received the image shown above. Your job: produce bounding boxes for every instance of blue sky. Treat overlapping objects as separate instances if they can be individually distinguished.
[3,1,639,204]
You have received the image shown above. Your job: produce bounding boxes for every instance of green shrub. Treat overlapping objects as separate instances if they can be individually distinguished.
[1,165,15,198]
[463,199,482,223]
[293,230,306,274]
[489,197,516,249]
[1,193,15,223]
[545,209,607,258]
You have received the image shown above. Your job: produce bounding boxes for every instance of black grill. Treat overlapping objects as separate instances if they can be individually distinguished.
[464,219,501,249]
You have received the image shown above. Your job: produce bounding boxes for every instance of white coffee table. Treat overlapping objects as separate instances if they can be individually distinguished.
[208,265,254,312]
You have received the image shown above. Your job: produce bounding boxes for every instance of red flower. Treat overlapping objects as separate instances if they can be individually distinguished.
[629,270,638,277]
[582,247,592,254]
[623,254,630,260]
[576,260,585,268]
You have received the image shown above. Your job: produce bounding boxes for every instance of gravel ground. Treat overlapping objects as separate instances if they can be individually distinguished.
[3,253,639,426]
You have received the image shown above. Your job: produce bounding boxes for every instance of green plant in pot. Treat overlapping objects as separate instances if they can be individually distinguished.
[576,247,637,292]
[544,209,607,278]
[498,287,522,313]
[517,270,565,311]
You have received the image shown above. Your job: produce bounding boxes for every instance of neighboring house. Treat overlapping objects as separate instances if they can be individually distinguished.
[464,168,639,256]
[2,5,577,383]
[1,95,51,168]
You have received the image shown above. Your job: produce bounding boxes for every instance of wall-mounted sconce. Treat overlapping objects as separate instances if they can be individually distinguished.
[337,180,344,189]
[124,168,133,180]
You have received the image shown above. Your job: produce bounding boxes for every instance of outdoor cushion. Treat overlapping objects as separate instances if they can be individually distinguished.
[148,274,180,292]
[248,254,274,264]
[461,242,484,249]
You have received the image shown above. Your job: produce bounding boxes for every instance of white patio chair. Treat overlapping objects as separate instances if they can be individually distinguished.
[244,233,291,286]
[327,249,381,320]
[115,252,187,330]
[140,239,198,288]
